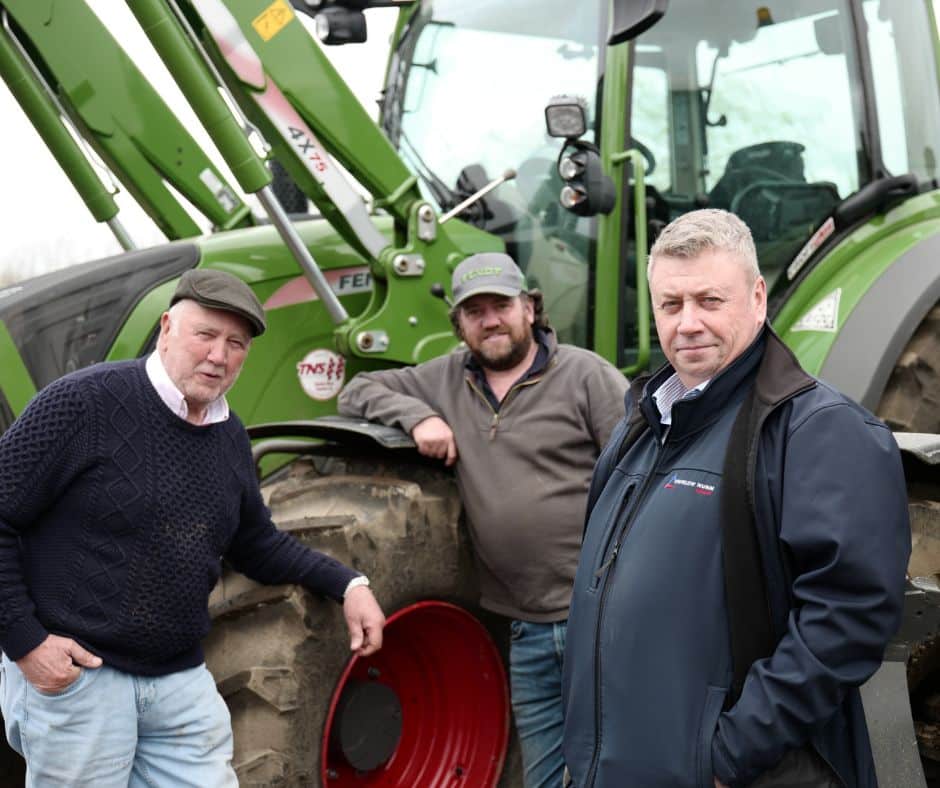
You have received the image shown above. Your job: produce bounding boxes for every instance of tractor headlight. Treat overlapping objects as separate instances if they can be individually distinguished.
[315,7,367,45]
[544,96,589,139]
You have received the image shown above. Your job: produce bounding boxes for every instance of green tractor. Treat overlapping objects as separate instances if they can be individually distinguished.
[1,0,939,785]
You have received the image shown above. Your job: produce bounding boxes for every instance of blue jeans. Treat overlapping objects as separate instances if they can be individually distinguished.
[510,619,566,788]
[0,654,237,787]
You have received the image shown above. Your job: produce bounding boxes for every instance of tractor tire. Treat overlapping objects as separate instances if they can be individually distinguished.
[871,306,940,782]
[877,304,940,433]
[905,489,940,786]
[880,300,940,788]
[204,454,522,787]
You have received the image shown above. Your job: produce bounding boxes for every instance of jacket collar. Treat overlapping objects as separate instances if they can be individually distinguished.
[752,325,816,409]
[634,324,814,441]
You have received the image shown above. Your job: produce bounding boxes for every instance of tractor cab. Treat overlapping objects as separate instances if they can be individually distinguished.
[381,0,604,348]
[382,0,940,370]
[631,0,939,283]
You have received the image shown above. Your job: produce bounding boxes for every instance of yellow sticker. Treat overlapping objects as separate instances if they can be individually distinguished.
[252,0,295,42]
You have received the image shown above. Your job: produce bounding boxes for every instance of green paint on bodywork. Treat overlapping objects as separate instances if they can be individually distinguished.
[0,321,37,416]
[192,0,422,247]
[3,0,251,237]
[0,23,118,223]
[106,280,178,362]
[103,214,497,426]
[774,189,940,373]
[127,0,272,196]
[594,42,631,365]
[339,203,503,366]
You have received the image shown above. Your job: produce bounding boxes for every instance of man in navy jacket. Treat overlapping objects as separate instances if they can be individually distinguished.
[561,209,910,787]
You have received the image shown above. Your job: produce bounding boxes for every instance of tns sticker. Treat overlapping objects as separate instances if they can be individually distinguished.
[297,349,345,401]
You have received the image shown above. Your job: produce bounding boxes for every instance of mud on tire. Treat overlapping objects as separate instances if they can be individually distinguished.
[205,454,521,787]
[880,306,940,788]
[878,304,940,434]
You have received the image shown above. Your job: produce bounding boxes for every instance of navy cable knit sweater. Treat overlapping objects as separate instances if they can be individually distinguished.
[0,358,357,675]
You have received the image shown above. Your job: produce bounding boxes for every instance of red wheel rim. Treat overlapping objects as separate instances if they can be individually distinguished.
[321,601,510,786]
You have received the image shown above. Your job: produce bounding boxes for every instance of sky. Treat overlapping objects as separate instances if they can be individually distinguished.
[0,2,396,284]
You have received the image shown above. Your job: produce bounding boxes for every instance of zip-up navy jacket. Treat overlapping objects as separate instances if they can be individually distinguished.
[562,328,910,787]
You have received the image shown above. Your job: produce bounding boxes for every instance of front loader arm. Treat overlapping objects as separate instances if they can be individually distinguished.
[130,0,504,364]
[0,0,252,242]
[178,0,397,261]
[186,0,422,231]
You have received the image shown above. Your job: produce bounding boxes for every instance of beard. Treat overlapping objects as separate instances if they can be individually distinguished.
[467,327,535,371]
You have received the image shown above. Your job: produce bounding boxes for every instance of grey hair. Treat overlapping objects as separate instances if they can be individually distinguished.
[165,300,189,337]
[648,209,759,282]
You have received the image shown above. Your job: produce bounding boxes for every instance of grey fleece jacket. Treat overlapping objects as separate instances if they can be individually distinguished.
[338,330,628,621]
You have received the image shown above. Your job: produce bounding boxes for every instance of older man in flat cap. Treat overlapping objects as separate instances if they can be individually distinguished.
[339,252,627,788]
[0,269,384,787]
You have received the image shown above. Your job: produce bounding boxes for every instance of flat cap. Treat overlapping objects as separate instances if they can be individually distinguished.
[451,252,527,307]
[171,269,266,336]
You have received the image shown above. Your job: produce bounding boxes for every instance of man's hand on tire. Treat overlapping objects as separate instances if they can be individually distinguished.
[343,586,386,656]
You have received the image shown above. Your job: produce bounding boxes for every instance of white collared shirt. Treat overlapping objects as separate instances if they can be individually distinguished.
[145,352,230,425]
[652,373,710,426]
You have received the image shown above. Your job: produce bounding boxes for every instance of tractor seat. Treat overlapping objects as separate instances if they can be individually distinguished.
[709,140,807,211]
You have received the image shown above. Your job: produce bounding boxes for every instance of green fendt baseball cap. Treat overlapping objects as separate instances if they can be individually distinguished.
[451,252,527,307]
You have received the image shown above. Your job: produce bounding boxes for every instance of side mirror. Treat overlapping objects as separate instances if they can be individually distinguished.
[608,0,668,46]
